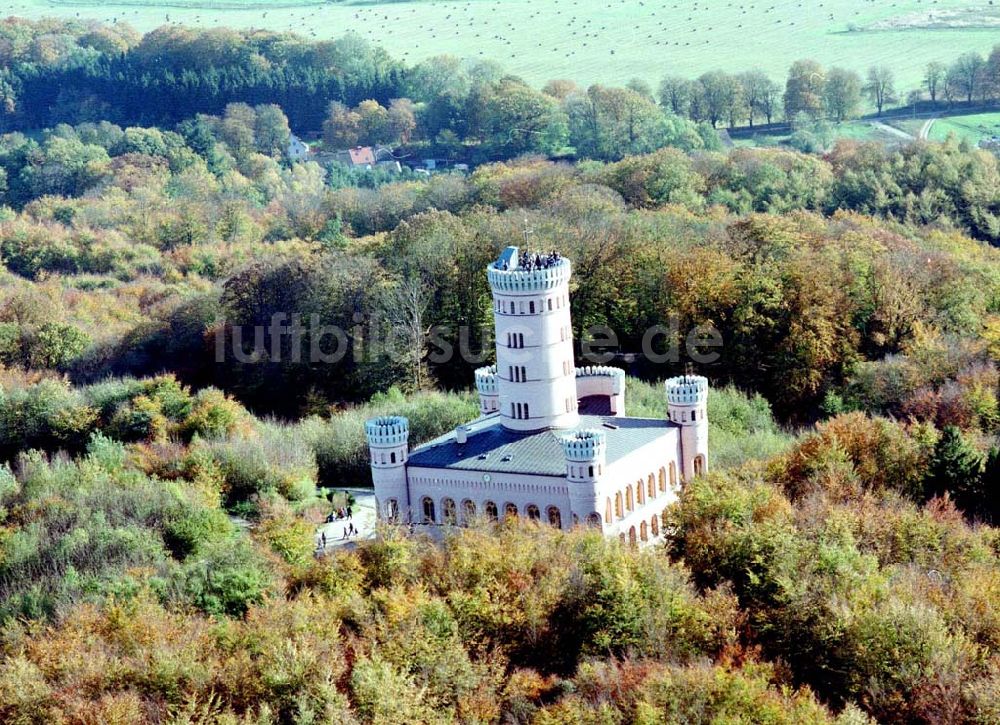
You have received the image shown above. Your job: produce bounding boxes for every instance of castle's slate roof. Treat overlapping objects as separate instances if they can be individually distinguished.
[407,415,676,477]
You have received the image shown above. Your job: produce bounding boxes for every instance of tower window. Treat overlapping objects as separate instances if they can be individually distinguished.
[524,403,529,419]
[529,301,535,313]
[390,452,396,463]
[548,299,552,311]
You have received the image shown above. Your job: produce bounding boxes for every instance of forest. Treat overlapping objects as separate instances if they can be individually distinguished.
[0,15,998,725]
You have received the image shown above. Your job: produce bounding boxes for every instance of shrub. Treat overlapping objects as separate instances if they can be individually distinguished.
[180,387,248,441]
[175,538,272,617]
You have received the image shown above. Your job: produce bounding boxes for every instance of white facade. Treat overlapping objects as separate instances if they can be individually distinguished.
[287,134,310,162]
[366,246,710,545]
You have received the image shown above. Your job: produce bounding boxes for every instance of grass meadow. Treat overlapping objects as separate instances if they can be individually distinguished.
[2,0,998,90]
[929,112,1000,145]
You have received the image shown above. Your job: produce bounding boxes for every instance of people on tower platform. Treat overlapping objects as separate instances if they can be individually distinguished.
[499,251,561,271]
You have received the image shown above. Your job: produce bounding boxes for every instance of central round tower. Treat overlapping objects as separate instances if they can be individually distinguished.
[487,246,578,432]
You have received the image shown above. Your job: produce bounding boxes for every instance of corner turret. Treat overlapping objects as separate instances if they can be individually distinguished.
[365,415,410,522]
[561,429,607,530]
[474,365,499,415]
[665,375,709,481]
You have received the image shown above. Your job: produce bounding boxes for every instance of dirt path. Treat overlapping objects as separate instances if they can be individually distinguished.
[919,117,938,140]
[871,121,915,141]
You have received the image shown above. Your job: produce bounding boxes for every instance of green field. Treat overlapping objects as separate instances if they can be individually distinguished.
[732,120,910,149]
[3,0,999,89]
[928,112,1000,145]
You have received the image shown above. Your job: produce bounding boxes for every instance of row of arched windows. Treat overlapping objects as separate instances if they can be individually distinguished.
[494,294,570,316]
[619,514,661,546]
[511,402,531,419]
[384,497,606,532]
[418,497,567,527]
[605,463,678,523]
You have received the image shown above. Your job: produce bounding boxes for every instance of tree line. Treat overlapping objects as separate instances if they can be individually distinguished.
[0,19,717,163]
[660,45,1000,130]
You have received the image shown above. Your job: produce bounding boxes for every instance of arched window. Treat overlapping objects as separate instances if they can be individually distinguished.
[658,467,666,492]
[524,403,530,419]
[669,461,677,486]
[504,502,518,519]
[694,455,705,476]
[484,501,498,521]
[648,474,655,498]
[605,497,612,524]
[547,506,562,528]
[637,480,645,505]
[529,301,535,313]
[462,499,476,523]
[626,485,634,512]
[442,498,457,525]
[586,513,602,528]
[640,521,648,542]
[385,498,399,522]
[422,497,435,524]
[390,451,396,464]
[650,515,659,537]
[615,492,623,519]
[628,526,637,547]
[526,504,541,521]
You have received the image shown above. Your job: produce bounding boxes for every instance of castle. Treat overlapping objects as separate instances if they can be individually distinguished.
[365,246,709,545]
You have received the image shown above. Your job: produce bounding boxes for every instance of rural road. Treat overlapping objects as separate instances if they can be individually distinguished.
[871,121,915,141]
[919,118,938,140]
